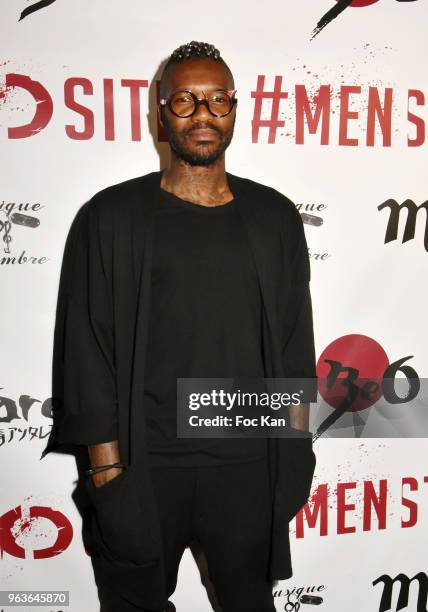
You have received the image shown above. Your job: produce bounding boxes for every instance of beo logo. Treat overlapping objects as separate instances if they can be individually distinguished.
[315,334,420,438]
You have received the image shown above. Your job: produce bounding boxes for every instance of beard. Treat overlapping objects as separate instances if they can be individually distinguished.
[162,113,235,167]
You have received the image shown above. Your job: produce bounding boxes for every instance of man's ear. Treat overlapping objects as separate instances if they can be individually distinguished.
[157,106,164,129]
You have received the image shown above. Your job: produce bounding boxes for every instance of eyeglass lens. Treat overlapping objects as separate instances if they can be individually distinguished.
[170,90,233,117]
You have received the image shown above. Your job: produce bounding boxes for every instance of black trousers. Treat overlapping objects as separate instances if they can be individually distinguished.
[98,456,276,612]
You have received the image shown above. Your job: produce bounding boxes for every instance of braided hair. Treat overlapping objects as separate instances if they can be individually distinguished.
[160,41,232,91]
[169,40,222,63]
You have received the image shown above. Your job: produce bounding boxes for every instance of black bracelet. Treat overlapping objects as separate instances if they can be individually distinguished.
[85,462,126,477]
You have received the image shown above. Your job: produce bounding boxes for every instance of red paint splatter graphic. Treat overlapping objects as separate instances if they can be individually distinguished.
[0,73,53,136]
[0,503,73,559]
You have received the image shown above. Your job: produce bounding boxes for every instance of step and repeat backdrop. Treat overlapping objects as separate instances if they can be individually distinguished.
[1,1,427,611]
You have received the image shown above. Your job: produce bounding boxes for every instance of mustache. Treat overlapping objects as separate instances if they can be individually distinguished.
[185,124,221,135]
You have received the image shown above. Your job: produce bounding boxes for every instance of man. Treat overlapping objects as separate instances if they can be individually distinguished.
[41,41,317,612]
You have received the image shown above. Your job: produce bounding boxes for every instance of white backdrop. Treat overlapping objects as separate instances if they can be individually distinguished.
[1,1,427,611]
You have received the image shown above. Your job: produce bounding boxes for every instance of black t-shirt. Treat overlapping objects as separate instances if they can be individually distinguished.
[143,186,268,467]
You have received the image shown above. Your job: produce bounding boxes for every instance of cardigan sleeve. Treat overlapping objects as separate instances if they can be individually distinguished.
[40,199,118,458]
[277,202,317,525]
[281,206,318,401]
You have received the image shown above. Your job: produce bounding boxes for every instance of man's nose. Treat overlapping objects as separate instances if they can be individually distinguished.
[192,99,213,121]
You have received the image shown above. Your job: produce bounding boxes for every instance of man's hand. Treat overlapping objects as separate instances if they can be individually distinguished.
[288,401,310,433]
[87,440,123,487]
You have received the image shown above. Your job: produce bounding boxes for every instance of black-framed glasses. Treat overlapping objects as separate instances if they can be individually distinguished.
[159,89,238,118]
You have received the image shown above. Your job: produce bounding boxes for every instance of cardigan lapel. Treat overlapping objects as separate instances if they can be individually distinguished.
[227,172,283,379]
[128,171,161,466]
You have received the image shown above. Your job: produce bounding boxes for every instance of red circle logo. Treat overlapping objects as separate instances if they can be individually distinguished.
[317,334,389,412]
[335,0,380,6]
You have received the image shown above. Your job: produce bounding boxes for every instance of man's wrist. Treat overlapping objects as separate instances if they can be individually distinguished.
[86,462,126,476]
[87,440,122,487]
[91,465,124,487]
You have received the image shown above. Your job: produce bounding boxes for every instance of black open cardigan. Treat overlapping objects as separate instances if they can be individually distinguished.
[40,170,317,609]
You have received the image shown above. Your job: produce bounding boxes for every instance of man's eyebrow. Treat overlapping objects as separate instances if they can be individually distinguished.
[169,87,231,94]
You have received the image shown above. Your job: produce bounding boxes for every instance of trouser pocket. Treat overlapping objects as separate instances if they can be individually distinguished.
[85,467,159,566]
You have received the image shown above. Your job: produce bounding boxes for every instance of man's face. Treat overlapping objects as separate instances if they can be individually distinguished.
[159,58,236,167]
